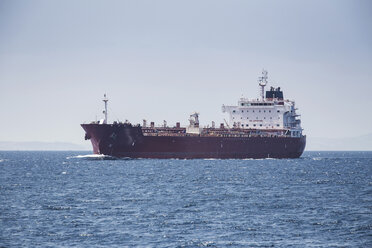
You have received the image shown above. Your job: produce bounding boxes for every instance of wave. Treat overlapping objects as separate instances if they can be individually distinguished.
[312,157,323,161]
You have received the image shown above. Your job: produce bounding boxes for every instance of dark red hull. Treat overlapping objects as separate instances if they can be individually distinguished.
[81,124,306,159]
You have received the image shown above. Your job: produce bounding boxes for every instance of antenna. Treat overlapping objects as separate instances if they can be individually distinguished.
[103,93,108,124]
[223,118,230,129]
[258,69,268,101]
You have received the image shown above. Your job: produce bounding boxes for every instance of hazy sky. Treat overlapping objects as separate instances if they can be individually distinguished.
[0,0,371,145]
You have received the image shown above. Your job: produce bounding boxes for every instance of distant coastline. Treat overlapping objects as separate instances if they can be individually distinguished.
[0,141,90,151]
[306,133,372,151]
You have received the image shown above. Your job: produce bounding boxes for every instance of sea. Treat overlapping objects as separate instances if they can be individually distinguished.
[0,151,371,247]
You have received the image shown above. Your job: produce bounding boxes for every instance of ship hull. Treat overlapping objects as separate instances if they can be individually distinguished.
[81,124,306,159]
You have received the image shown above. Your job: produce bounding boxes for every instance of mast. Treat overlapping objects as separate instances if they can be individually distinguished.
[258,70,268,101]
[103,94,108,124]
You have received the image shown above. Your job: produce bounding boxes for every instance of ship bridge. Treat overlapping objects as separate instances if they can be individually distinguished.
[222,70,303,137]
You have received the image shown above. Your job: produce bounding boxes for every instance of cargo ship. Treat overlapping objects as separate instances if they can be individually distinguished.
[82,70,306,158]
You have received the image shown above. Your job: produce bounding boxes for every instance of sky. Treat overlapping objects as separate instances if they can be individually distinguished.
[0,0,371,146]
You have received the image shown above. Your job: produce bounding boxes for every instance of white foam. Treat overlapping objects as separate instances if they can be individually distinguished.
[66,154,115,160]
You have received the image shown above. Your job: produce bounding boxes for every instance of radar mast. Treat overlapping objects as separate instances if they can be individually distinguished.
[103,94,108,124]
[258,70,268,101]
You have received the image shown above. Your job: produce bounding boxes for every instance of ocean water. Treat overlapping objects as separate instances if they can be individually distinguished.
[0,151,371,247]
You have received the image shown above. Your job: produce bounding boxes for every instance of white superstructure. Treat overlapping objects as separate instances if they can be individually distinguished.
[222,70,303,137]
